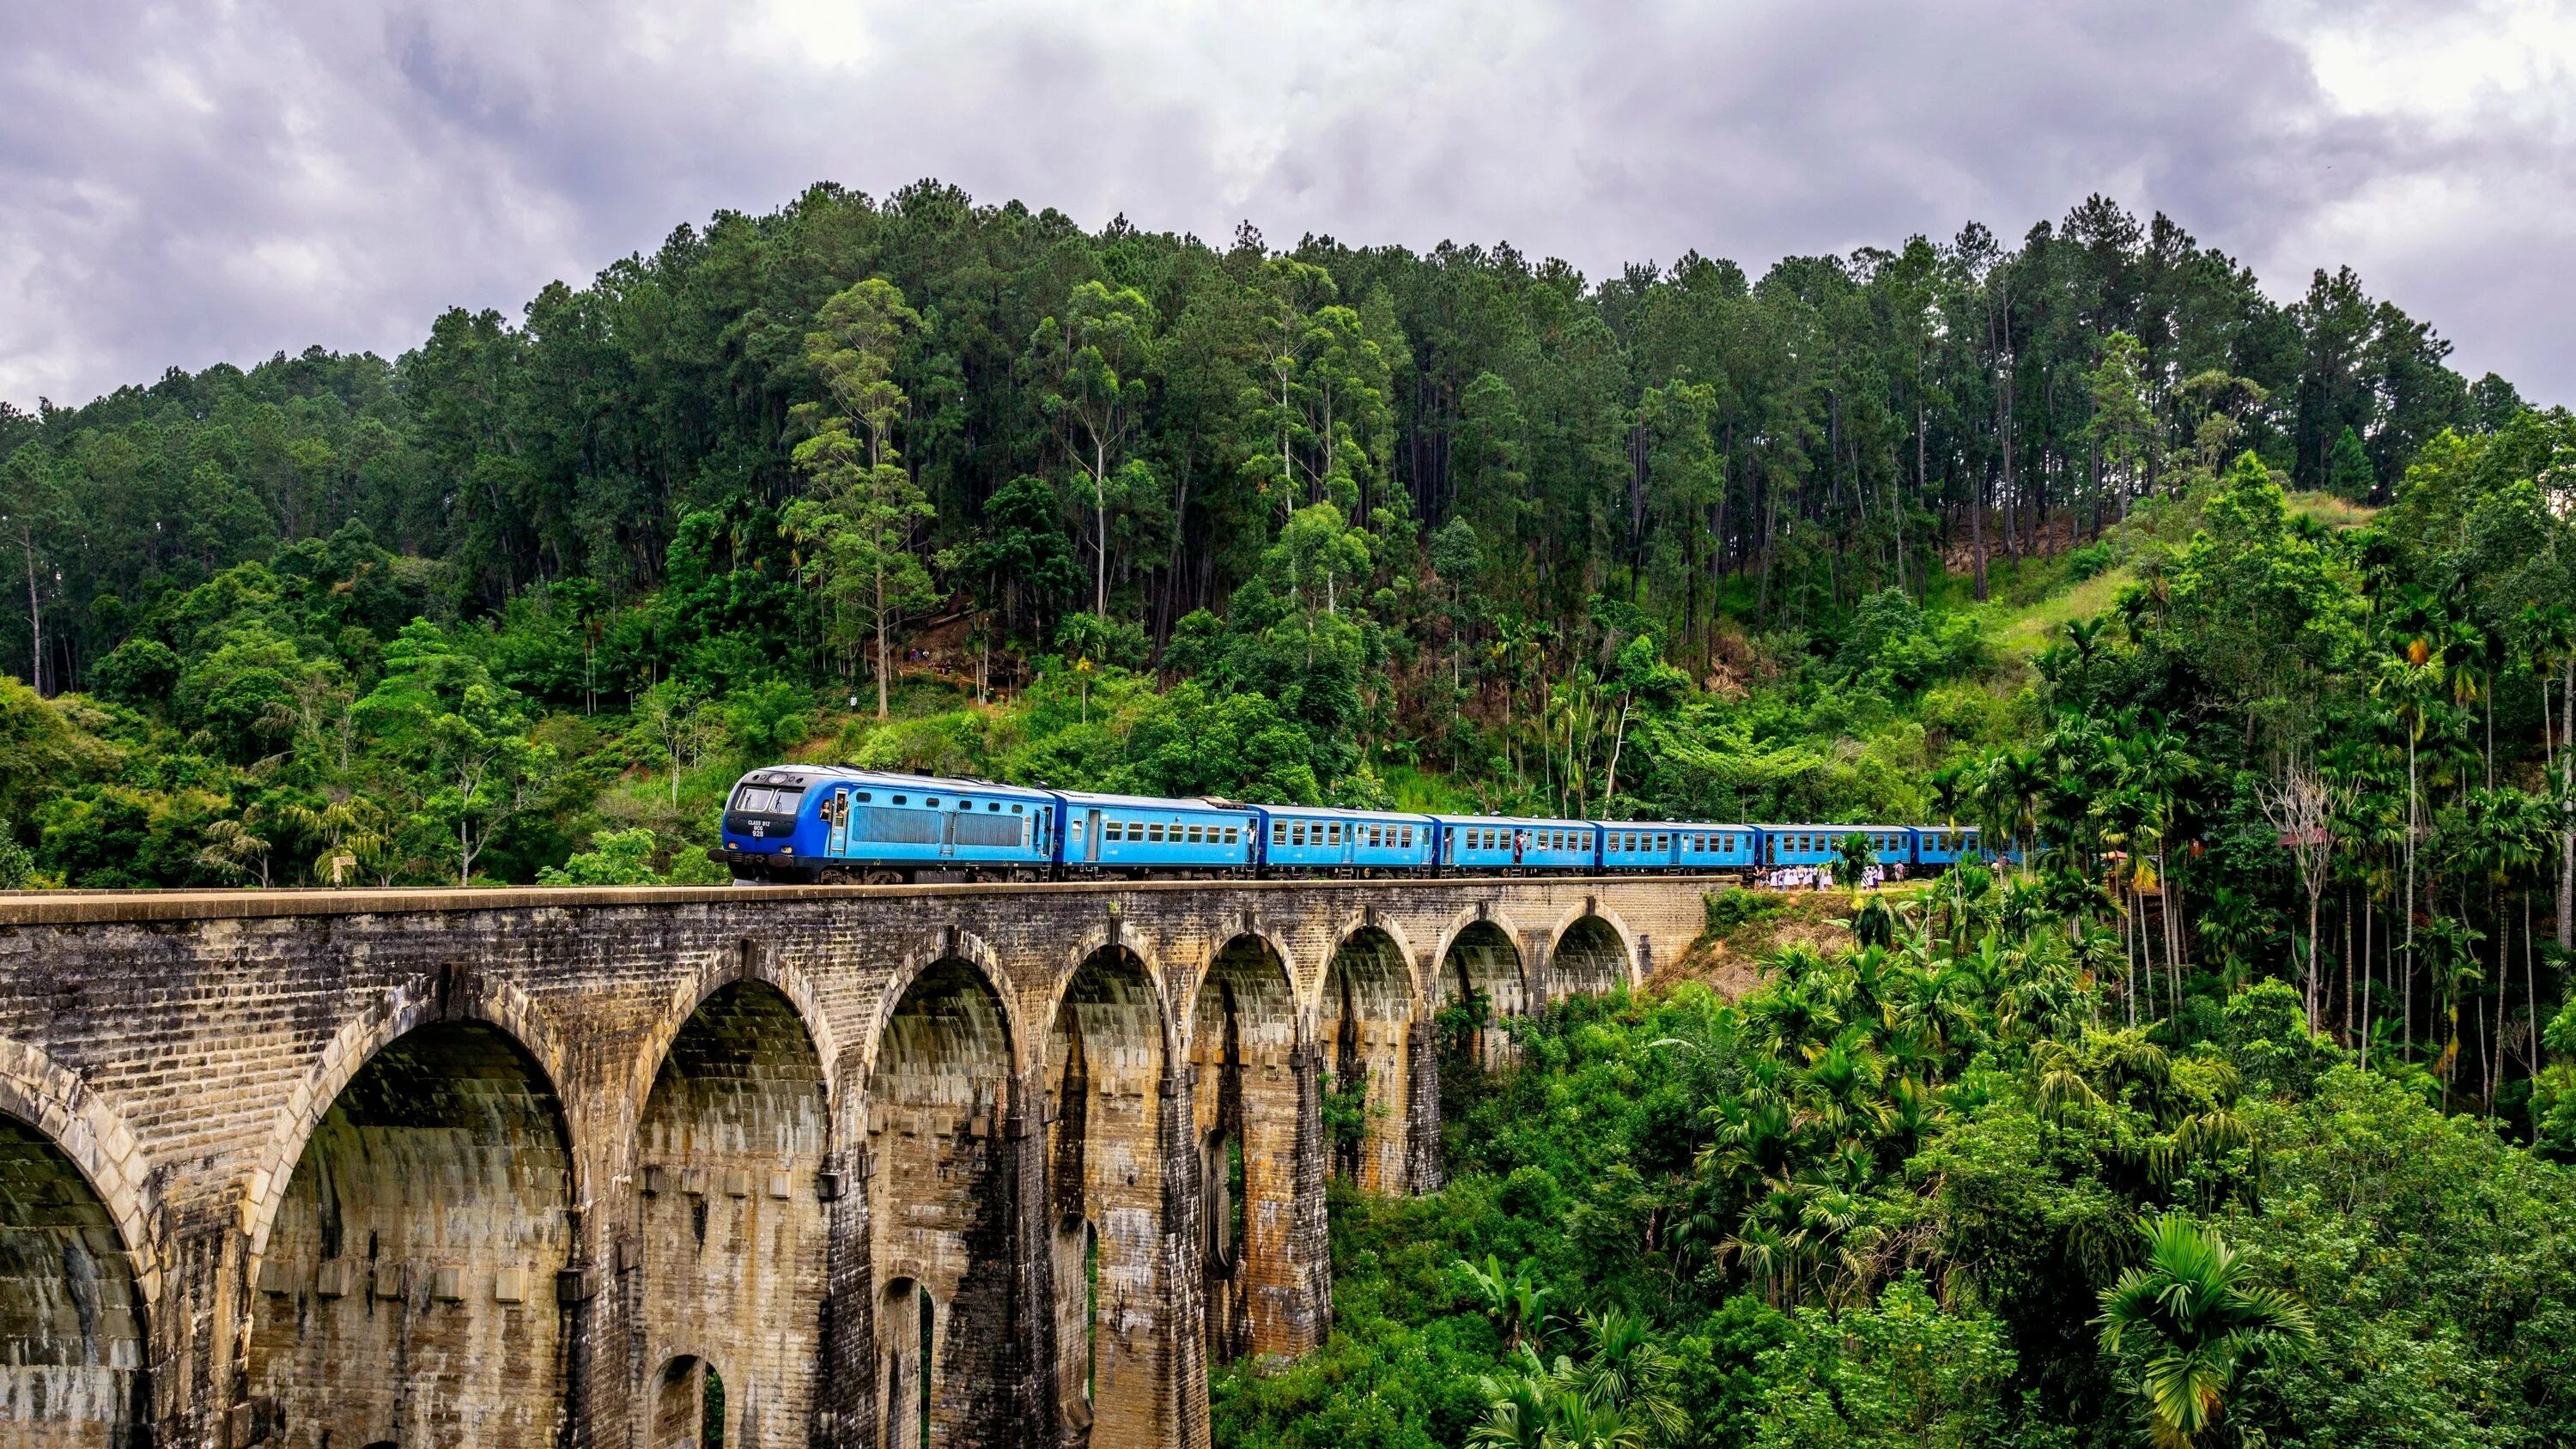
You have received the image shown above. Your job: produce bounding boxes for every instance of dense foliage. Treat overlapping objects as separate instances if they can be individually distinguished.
[1222,893,2576,1448]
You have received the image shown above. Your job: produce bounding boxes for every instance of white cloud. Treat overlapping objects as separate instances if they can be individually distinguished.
[0,0,2569,409]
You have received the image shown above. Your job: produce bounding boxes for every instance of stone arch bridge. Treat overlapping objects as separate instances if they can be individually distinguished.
[0,875,1714,1449]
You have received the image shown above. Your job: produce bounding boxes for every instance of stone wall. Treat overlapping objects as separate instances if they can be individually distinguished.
[0,876,1715,1449]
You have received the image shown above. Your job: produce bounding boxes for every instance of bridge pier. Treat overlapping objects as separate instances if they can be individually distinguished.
[0,876,1704,1449]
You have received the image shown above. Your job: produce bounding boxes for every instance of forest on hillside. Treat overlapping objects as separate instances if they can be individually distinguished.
[4,179,2576,1442]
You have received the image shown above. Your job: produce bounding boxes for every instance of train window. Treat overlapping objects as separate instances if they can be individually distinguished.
[1103,822,1121,841]
[1011,803,1022,812]
[1401,827,1413,847]
[1224,827,1239,844]
[1657,834,1670,851]
[1142,823,1159,842]
[1330,824,1343,845]
[925,797,938,808]
[1186,825,1202,844]
[1271,822,1285,845]
[1291,822,1307,846]
[892,795,907,805]
[856,791,872,803]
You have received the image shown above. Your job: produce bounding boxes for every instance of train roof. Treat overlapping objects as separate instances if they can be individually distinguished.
[1242,804,1438,824]
[740,767,1057,800]
[1606,820,1754,831]
[1765,822,1917,833]
[1050,788,1250,813]
[1429,814,1595,829]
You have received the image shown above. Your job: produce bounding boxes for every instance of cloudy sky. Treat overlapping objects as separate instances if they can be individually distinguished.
[4,0,2572,410]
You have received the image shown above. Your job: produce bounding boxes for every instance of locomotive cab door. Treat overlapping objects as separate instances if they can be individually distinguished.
[828,791,849,856]
[940,806,957,858]
[1084,809,1103,864]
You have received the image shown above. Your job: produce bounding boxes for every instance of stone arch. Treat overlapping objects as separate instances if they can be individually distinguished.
[868,956,1015,1449]
[0,1104,152,1447]
[876,1276,936,1449]
[1547,906,1641,1000]
[1316,911,1425,1010]
[860,929,1024,1078]
[1433,911,1529,1068]
[629,941,842,1123]
[1043,943,1170,1449]
[635,979,829,1449]
[0,1035,158,1307]
[1190,933,1301,1364]
[242,969,584,1264]
[1320,925,1415,1194]
[650,1354,726,1449]
[1049,926,1179,1064]
[246,1016,575,1449]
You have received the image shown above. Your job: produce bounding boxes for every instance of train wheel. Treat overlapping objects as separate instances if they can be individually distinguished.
[863,869,903,886]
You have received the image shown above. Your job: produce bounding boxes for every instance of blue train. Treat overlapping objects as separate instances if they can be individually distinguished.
[710,767,2009,885]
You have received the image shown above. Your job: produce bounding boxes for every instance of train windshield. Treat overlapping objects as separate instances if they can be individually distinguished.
[732,785,805,815]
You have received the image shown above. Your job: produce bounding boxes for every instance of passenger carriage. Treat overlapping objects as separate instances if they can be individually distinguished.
[1058,790,1259,876]
[1251,807,1436,876]
[1434,815,1595,874]
[1759,824,1917,871]
[1915,824,2014,869]
[1592,821,1761,874]
[1596,821,1679,871]
[1676,823,1759,874]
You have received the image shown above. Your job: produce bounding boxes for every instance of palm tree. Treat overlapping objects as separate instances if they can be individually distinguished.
[2094,1213,2314,1448]
[1571,1310,1686,1445]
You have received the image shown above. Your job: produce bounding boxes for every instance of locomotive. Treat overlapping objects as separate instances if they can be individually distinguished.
[708,766,2004,884]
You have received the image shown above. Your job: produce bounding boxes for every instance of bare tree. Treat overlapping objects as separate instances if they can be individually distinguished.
[2260,757,2351,1035]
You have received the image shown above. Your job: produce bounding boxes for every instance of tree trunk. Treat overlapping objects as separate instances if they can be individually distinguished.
[876,559,892,719]
[2406,731,2419,1060]
[2361,895,2375,1070]
[1971,458,1990,602]
[2561,652,2573,953]
[19,526,43,697]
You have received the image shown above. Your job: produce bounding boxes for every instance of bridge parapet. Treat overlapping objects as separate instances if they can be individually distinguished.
[0,876,1719,1449]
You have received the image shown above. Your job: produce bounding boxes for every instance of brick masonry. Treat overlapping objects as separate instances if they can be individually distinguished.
[0,876,1716,1449]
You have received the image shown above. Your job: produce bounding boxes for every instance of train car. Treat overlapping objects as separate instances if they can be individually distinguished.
[715,767,1057,882]
[1057,790,1258,875]
[1674,823,1759,873]
[1434,815,1597,873]
[1759,824,1915,870]
[1596,821,1683,871]
[1251,807,1437,876]
[1915,824,2018,869]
